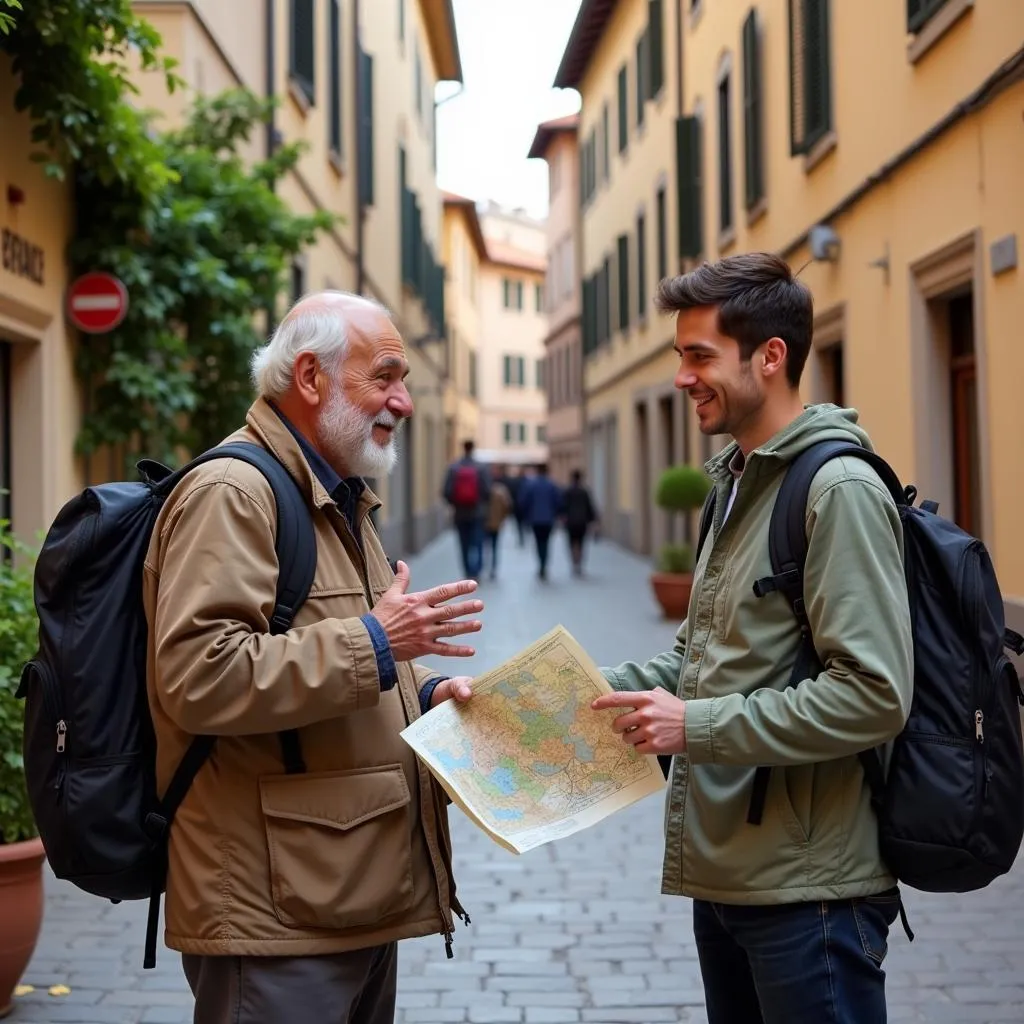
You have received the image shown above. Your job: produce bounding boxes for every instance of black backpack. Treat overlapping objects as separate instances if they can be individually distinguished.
[684,440,1024,907]
[17,442,317,967]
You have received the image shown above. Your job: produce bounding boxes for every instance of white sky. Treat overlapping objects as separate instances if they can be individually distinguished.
[436,0,583,220]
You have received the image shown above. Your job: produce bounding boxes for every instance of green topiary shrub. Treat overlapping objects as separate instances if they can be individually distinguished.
[0,520,39,844]
[654,464,713,513]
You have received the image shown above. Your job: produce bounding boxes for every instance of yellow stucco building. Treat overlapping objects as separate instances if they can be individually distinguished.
[556,0,1024,629]
[1,0,464,558]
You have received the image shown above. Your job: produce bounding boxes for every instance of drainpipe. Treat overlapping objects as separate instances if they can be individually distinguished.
[353,0,365,294]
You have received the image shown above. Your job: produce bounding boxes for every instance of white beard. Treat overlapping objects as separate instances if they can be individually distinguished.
[317,387,401,478]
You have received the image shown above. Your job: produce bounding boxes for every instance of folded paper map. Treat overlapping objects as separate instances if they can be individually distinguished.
[400,625,665,854]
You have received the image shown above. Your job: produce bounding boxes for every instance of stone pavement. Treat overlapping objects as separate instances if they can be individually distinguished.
[11,526,1024,1023]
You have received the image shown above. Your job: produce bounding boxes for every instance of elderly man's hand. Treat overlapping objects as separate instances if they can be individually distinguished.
[371,561,483,662]
[430,676,474,708]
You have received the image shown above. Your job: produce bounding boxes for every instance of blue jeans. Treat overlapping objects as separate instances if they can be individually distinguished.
[693,888,901,1024]
[454,518,484,579]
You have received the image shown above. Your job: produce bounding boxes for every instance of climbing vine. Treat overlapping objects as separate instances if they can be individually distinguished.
[2,2,337,469]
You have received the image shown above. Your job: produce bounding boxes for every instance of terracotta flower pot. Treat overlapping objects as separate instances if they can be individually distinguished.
[650,571,694,620]
[0,837,46,1020]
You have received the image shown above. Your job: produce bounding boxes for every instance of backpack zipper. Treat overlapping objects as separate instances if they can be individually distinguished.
[23,660,68,790]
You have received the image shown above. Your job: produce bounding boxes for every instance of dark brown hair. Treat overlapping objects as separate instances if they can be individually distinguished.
[655,253,813,387]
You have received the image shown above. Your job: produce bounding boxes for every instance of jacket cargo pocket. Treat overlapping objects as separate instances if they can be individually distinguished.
[260,764,414,930]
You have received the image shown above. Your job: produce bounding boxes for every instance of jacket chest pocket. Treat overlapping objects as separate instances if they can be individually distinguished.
[260,765,415,931]
[300,584,371,623]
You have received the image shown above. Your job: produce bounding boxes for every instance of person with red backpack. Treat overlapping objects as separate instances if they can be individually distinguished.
[443,440,491,580]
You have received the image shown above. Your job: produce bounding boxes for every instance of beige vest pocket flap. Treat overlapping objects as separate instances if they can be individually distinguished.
[259,764,410,832]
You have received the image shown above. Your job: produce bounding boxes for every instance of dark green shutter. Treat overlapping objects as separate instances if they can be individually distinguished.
[617,235,630,331]
[636,213,646,321]
[358,48,375,205]
[602,104,610,180]
[503,354,512,384]
[328,0,342,155]
[635,33,647,128]
[617,65,628,152]
[908,0,948,33]
[648,0,664,97]
[718,75,732,234]
[602,257,612,343]
[582,277,593,355]
[675,116,702,259]
[290,0,315,103]
[742,9,764,209]
[656,187,667,279]
[400,148,415,286]
[789,0,831,156]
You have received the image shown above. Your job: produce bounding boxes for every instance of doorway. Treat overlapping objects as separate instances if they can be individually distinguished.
[948,293,980,537]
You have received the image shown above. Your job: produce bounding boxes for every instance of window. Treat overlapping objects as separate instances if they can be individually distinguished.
[469,350,478,398]
[656,186,667,280]
[503,354,526,387]
[908,0,950,32]
[518,423,527,444]
[328,0,343,159]
[789,0,832,156]
[535,282,544,312]
[357,47,374,205]
[648,0,665,98]
[290,259,306,303]
[503,422,513,443]
[536,357,546,390]
[617,65,628,152]
[636,211,647,321]
[742,9,765,209]
[617,234,630,332]
[289,0,316,105]
[718,71,733,234]
[537,424,547,443]
[675,115,703,258]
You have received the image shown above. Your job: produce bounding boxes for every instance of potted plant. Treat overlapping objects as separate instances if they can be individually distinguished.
[0,520,44,1020]
[650,465,713,620]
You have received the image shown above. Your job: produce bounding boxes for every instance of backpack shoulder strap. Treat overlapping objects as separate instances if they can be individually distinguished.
[753,440,905,633]
[142,442,317,969]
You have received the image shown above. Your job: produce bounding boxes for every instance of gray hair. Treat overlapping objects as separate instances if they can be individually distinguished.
[250,291,391,399]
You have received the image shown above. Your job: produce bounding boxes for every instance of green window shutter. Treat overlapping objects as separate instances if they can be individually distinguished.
[398,0,404,41]
[517,356,525,385]
[601,104,610,180]
[328,0,342,156]
[503,355,512,385]
[743,9,765,209]
[908,0,948,33]
[617,234,630,331]
[656,186,667,279]
[636,212,647,321]
[617,65,628,152]
[675,116,703,259]
[411,194,423,292]
[602,257,612,343]
[290,0,315,104]
[718,74,732,234]
[582,278,592,354]
[635,32,647,128]
[648,0,664,97]
[358,48,375,205]
[516,281,523,310]
[789,0,831,156]
[535,283,543,312]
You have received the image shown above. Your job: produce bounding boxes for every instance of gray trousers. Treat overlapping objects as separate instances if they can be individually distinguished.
[182,945,397,1024]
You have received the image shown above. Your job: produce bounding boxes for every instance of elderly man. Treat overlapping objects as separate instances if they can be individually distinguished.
[142,292,479,1024]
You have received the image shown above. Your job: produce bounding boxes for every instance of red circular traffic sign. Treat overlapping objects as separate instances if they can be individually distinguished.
[67,272,129,334]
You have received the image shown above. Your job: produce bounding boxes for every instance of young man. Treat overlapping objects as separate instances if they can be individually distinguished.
[144,292,479,1024]
[442,439,491,580]
[561,469,598,576]
[591,254,913,1024]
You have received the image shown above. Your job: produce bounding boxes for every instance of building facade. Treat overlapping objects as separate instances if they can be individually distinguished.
[528,115,584,486]
[0,56,80,545]
[441,192,485,461]
[475,203,549,467]
[557,0,1024,632]
[555,0,710,555]
[131,0,463,557]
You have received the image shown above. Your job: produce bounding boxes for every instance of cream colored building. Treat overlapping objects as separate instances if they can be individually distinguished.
[475,203,548,467]
[528,115,584,486]
[441,192,484,462]
[555,0,699,553]
[558,0,1024,634]
[0,56,80,545]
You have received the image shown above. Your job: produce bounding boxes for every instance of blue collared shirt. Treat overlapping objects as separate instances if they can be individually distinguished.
[269,403,399,692]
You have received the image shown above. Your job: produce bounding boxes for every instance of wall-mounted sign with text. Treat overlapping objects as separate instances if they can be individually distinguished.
[1,227,45,286]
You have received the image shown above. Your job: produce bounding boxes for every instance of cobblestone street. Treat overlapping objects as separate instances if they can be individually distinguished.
[12,526,1024,1023]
